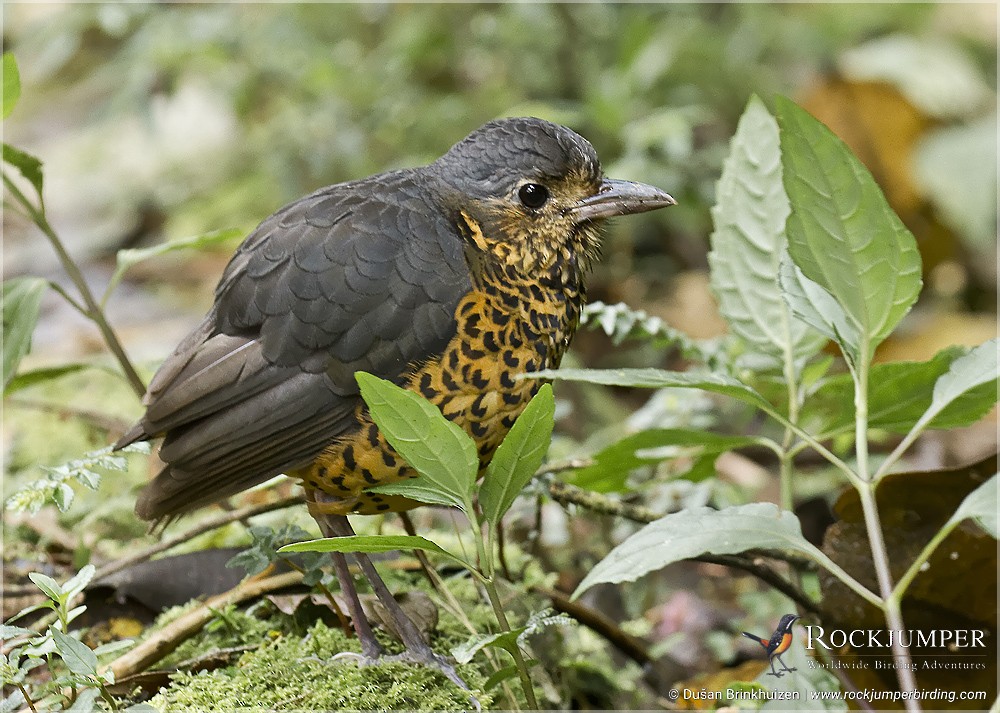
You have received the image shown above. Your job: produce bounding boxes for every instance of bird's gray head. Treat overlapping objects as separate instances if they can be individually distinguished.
[430,116,675,278]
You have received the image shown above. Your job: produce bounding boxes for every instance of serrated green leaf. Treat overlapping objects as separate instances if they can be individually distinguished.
[51,630,97,678]
[533,367,771,411]
[778,254,860,362]
[2,278,47,390]
[708,96,826,369]
[803,346,997,436]
[571,428,761,493]
[924,339,998,423]
[106,228,243,298]
[356,371,477,511]
[52,483,74,512]
[2,143,43,197]
[949,474,997,538]
[775,96,922,366]
[572,503,824,599]
[480,384,555,526]
[27,572,63,603]
[2,54,20,120]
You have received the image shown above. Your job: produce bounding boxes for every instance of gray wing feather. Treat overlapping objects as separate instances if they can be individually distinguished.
[121,170,471,520]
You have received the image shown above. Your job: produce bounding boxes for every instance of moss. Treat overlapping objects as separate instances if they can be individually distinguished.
[147,620,492,711]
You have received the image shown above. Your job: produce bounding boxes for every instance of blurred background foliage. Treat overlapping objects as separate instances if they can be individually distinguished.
[2,5,996,706]
[4,0,997,588]
[5,1,995,474]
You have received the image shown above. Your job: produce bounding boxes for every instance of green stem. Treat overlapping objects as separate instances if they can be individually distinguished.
[779,346,802,511]
[97,683,119,711]
[853,360,921,712]
[469,502,535,709]
[3,172,146,398]
[16,682,38,713]
[482,577,538,710]
[890,520,957,604]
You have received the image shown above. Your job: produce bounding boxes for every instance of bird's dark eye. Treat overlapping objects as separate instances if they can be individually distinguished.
[518,183,549,210]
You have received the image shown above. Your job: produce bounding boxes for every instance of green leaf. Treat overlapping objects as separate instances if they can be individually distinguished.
[52,482,74,512]
[480,384,555,526]
[949,474,997,538]
[62,565,96,599]
[775,96,922,366]
[106,228,243,298]
[0,624,33,640]
[2,278,47,390]
[778,254,859,356]
[365,481,470,509]
[803,346,997,436]
[572,503,824,598]
[278,534,467,570]
[533,367,771,411]
[27,572,63,603]
[571,428,761,492]
[452,630,520,664]
[2,54,20,120]
[4,363,92,395]
[357,371,478,511]
[2,143,43,197]
[708,96,826,369]
[51,630,98,678]
[920,339,998,428]
[66,688,101,712]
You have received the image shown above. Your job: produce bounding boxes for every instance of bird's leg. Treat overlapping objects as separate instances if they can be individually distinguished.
[767,657,783,677]
[776,655,796,674]
[315,514,384,661]
[324,515,477,703]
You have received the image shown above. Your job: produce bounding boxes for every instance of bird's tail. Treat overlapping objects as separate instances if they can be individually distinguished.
[742,632,768,648]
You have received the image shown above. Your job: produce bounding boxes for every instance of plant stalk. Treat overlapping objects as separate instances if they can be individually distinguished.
[482,577,538,710]
[3,173,146,398]
[854,363,921,711]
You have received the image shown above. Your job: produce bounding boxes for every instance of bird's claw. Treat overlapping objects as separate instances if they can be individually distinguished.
[326,649,480,711]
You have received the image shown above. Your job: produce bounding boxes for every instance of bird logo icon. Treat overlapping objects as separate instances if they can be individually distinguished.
[742,614,801,677]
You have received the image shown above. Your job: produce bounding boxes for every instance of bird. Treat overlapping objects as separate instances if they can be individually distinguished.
[115,116,676,693]
[742,613,801,677]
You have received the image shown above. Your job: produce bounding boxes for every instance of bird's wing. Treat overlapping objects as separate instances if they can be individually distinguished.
[121,171,471,520]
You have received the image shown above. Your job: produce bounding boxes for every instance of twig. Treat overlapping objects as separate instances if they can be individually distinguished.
[532,586,651,665]
[94,494,305,582]
[545,480,820,613]
[7,397,131,433]
[547,479,663,524]
[102,571,302,681]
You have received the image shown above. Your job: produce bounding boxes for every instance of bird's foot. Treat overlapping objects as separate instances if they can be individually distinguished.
[325,648,480,711]
[766,671,784,678]
[386,650,481,711]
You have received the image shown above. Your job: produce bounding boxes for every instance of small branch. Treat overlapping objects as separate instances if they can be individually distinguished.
[696,554,821,616]
[8,397,131,433]
[95,494,305,581]
[102,571,302,681]
[547,480,664,524]
[532,585,652,665]
[545,480,821,614]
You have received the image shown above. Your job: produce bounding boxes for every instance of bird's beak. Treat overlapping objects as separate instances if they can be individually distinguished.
[570,178,676,222]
